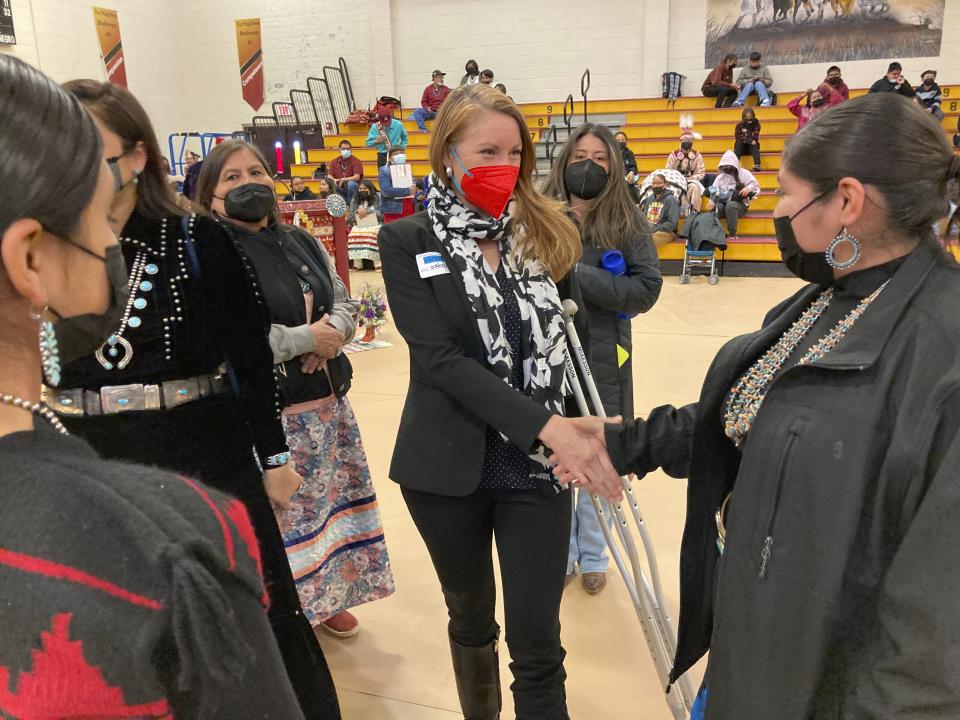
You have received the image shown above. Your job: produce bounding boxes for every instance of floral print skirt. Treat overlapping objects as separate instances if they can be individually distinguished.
[280,395,395,623]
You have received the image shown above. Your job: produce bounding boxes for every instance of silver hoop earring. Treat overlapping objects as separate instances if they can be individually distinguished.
[825,228,861,270]
[32,308,62,388]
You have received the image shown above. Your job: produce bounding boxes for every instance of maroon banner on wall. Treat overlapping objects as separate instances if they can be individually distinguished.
[235,18,264,111]
[93,7,128,87]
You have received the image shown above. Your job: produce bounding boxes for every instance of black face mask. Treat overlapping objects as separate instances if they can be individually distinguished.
[52,242,130,364]
[828,76,841,85]
[652,186,666,197]
[811,98,825,108]
[774,188,837,285]
[217,183,277,223]
[924,78,935,86]
[564,159,608,201]
[681,141,693,151]
[617,141,628,150]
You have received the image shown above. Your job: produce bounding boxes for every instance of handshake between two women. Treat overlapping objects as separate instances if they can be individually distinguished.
[539,414,625,502]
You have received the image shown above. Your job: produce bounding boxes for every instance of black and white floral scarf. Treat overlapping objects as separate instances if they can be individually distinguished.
[426,174,569,480]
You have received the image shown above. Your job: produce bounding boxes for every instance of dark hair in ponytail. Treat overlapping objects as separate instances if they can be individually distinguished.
[782,93,959,263]
[62,79,184,221]
[0,55,102,239]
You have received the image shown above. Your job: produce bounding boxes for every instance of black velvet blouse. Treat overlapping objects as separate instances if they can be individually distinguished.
[59,210,288,463]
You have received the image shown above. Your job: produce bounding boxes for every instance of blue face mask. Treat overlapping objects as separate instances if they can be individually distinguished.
[393,153,407,165]
[340,149,352,159]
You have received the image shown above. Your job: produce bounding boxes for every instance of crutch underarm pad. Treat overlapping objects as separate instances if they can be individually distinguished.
[604,402,697,478]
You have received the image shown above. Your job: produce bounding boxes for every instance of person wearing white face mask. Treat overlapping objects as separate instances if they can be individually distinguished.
[329,139,363,204]
[554,93,960,720]
[380,84,622,720]
[0,53,307,720]
[378,146,417,223]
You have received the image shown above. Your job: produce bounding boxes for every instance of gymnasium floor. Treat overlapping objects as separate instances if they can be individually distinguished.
[317,270,805,719]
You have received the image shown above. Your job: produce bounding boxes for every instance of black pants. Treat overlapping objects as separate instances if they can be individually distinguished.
[65,396,341,720]
[734,140,761,168]
[402,486,572,720]
[716,199,747,236]
[703,85,737,108]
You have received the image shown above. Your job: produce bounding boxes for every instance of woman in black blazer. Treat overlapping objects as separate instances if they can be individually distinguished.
[380,85,620,720]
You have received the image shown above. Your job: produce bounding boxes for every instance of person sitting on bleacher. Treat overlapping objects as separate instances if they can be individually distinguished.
[283,175,317,201]
[788,89,827,130]
[639,174,680,248]
[734,107,762,172]
[667,131,706,215]
[412,70,452,133]
[732,52,773,108]
[916,70,944,121]
[818,66,849,107]
[317,177,339,199]
[869,62,916,97]
[702,53,740,108]
[378,145,416,223]
[706,150,760,241]
[330,139,363,204]
[460,59,481,86]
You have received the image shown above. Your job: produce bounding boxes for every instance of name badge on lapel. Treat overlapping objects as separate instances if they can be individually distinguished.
[416,252,450,279]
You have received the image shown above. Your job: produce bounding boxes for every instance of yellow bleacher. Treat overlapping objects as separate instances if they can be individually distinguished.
[279,85,960,264]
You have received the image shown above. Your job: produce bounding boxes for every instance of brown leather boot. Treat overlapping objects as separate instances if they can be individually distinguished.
[449,634,502,720]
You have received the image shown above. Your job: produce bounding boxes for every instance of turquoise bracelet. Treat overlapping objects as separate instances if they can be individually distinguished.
[265,451,291,467]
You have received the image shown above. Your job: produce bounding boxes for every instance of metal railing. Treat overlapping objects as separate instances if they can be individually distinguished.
[167,132,248,175]
[322,64,352,130]
[338,56,356,110]
[306,76,339,134]
[563,94,575,132]
[581,68,591,123]
[544,125,560,169]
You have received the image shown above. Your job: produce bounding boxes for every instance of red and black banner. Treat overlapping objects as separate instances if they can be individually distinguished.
[93,7,127,87]
[235,18,264,111]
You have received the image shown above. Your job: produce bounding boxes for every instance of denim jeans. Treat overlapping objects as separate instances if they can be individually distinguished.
[411,107,437,131]
[340,179,358,205]
[567,487,611,574]
[736,81,770,105]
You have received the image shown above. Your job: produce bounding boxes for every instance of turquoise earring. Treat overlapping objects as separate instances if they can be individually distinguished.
[33,309,61,388]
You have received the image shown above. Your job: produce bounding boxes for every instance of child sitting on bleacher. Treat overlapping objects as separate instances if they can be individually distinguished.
[733,107,762,172]
[706,150,760,241]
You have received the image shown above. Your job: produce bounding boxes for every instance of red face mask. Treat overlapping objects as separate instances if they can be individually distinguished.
[451,148,520,219]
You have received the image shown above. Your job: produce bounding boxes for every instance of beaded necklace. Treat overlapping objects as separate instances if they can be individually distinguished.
[0,394,68,435]
[723,280,889,447]
[95,251,153,370]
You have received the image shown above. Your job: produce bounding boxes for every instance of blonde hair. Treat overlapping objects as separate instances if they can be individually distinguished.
[429,85,581,279]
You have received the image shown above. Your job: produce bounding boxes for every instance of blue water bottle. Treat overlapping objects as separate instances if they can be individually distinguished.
[599,250,635,320]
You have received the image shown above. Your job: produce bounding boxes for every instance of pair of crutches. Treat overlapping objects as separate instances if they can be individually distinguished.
[561,299,697,719]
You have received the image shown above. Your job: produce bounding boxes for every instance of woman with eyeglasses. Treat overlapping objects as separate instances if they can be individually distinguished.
[0,53,306,720]
[52,80,341,719]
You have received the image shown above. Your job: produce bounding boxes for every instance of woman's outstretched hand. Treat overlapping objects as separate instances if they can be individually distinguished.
[540,415,623,502]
